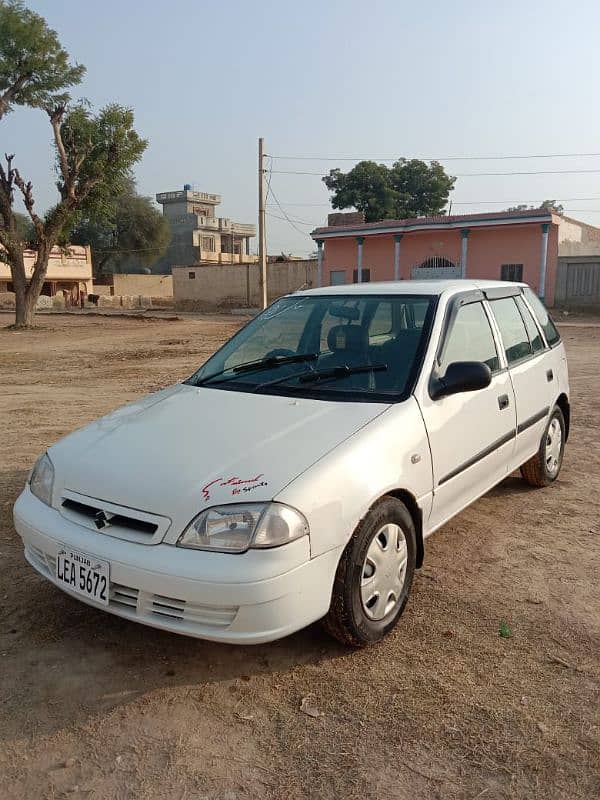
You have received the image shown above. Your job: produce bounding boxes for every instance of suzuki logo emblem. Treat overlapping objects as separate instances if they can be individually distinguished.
[94,510,109,529]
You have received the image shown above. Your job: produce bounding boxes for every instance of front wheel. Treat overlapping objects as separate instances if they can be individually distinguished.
[323,497,416,647]
[520,405,566,487]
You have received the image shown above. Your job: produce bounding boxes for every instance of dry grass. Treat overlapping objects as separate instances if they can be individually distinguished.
[0,314,598,800]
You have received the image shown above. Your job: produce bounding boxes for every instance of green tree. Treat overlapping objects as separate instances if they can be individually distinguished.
[507,200,564,214]
[0,0,85,119]
[72,183,170,277]
[13,210,34,242]
[0,1,147,327]
[323,159,456,223]
[539,200,564,214]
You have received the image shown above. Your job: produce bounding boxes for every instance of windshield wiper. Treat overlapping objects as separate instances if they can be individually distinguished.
[300,363,388,384]
[192,352,318,386]
[254,362,388,391]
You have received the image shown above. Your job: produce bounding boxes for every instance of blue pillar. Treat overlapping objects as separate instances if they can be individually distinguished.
[539,223,550,300]
[316,240,324,287]
[394,234,403,281]
[356,236,364,283]
[460,229,469,278]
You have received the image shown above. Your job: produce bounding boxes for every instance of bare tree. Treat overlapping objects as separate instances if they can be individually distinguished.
[0,2,146,327]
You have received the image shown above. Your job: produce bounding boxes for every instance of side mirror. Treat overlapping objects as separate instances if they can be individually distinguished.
[430,361,492,400]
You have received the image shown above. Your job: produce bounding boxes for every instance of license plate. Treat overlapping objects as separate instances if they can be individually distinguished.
[56,547,110,606]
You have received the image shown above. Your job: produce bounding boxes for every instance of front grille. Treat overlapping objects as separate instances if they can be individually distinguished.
[25,544,238,632]
[149,594,237,628]
[59,490,170,545]
[110,582,140,610]
[62,498,158,535]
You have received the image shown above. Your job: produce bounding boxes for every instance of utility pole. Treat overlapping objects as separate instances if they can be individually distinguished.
[258,137,268,309]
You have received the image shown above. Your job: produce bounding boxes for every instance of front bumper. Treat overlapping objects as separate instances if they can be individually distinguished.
[13,489,341,644]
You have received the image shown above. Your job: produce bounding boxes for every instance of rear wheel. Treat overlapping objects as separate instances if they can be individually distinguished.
[323,497,416,647]
[520,406,565,487]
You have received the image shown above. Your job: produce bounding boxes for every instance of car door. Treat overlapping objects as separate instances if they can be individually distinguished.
[416,294,516,531]
[486,290,556,469]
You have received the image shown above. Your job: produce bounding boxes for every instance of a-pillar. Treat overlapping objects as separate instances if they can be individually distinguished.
[539,223,550,300]
[316,239,324,287]
[356,236,364,283]
[394,234,403,281]
[460,229,469,277]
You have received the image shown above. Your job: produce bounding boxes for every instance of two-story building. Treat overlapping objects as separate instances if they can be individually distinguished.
[154,186,257,273]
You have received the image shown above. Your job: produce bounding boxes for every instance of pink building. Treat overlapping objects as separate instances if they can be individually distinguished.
[311,209,600,307]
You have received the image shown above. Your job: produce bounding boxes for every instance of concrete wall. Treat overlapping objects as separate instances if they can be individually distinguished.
[111,273,173,297]
[173,260,317,309]
[558,216,600,257]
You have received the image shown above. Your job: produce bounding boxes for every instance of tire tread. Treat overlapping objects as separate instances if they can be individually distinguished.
[322,496,416,647]
[520,405,565,488]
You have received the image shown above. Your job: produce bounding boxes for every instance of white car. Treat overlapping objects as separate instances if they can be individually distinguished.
[14,280,570,646]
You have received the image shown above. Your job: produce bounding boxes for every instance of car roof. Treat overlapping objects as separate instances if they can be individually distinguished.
[295,279,526,298]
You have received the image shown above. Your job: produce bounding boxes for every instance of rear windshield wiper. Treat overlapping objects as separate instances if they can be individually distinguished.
[192,352,318,386]
[254,362,388,391]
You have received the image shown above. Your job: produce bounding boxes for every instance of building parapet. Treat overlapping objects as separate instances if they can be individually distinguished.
[156,190,221,204]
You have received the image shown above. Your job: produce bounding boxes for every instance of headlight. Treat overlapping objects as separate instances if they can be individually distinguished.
[178,502,309,553]
[29,452,55,506]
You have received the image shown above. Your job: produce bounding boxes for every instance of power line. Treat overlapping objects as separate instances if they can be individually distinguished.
[266,212,316,227]
[266,201,331,207]
[270,168,600,178]
[266,208,320,225]
[268,195,600,208]
[266,180,313,237]
[267,151,600,162]
[450,196,600,205]
[94,246,165,254]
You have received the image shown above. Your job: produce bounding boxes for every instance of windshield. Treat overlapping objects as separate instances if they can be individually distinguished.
[186,293,437,402]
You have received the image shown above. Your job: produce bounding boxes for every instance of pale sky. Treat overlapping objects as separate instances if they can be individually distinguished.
[4,0,600,256]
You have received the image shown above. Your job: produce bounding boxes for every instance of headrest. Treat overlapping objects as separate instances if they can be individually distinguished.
[327,324,367,353]
[328,303,360,321]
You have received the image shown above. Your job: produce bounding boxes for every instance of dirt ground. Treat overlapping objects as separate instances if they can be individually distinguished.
[0,313,598,800]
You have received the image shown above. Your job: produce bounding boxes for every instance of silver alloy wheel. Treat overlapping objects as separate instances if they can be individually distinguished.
[361,523,408,621]
[545,417,562,476]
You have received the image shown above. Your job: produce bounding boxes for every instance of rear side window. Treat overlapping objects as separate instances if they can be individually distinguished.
[440,301,500,373]
[515,296,544,353]
[369,301,393,339]
[490,297,532,364]
[410,300,430,329]
[523,287,561,346]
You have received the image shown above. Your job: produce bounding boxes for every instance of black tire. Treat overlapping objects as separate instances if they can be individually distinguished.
[322,497,417,647]
[520,405,566,488]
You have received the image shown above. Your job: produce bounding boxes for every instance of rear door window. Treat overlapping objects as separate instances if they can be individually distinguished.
[515,295,545,353]
[490,297,532,365]
[368,301,393,344]
[523,287,561,346]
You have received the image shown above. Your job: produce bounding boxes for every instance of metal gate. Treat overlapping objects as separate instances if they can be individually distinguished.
[411,256,461,280]
[555,259,600,309]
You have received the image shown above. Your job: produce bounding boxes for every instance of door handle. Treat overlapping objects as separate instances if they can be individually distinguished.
[498,394,509,410]
[546,369,554,382]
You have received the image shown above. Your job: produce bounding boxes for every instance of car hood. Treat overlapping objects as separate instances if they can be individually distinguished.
[49,384,389,535]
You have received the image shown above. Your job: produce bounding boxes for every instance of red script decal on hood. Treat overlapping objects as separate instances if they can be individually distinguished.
[202,474,266,502]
